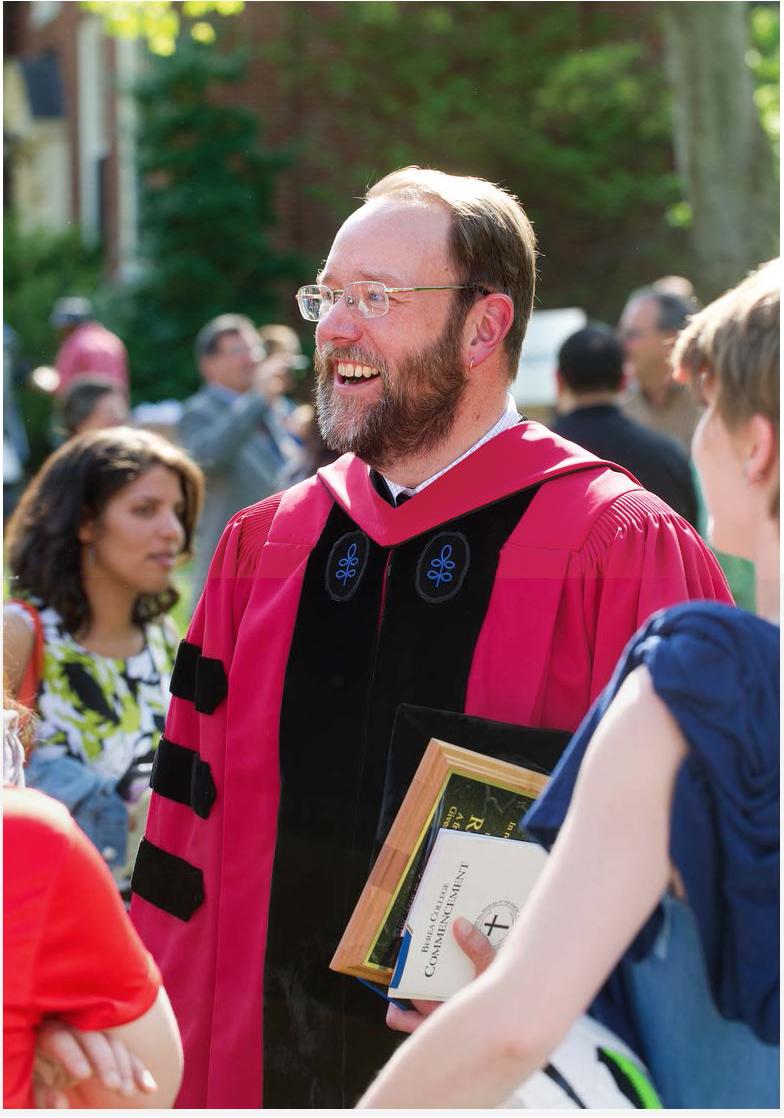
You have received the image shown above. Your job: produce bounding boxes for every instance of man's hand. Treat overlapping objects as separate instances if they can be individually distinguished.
[33,1022,157,1109]
[386,916,496,1034]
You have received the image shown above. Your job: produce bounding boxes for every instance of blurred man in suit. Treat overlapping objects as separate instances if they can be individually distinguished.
[177,314,295,596]
[553,322,698,525]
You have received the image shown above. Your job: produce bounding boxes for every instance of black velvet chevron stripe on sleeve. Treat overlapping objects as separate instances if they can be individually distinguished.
[131,838,205,922]
[194,656,228,714]
[150,737,217,819]
[168,640,228,715]
[169,640,200,702]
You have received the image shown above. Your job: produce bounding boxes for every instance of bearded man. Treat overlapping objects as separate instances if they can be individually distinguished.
[131,168,731,1109]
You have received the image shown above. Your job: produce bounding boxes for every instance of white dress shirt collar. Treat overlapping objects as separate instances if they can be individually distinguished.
[380,393,521,503]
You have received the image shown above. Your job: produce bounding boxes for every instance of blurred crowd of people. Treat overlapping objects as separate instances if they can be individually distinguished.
[4,299,338,598]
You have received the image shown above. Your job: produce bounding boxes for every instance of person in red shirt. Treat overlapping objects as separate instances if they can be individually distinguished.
[51,297,130,398]
[3,778,182,1108]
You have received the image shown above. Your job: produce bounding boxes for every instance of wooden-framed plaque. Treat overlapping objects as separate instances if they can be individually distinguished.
[330,737,549,985]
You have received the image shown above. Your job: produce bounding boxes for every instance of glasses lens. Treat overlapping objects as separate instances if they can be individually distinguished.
[296,285,330,321]
[346,281,388,319]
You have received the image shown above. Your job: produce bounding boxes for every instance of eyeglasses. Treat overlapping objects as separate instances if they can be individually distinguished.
[295,281,488,322]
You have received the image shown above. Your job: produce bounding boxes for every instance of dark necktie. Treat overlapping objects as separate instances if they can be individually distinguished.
[369,469,413,507]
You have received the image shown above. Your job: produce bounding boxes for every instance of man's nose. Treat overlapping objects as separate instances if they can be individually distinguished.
[316,297,363,348]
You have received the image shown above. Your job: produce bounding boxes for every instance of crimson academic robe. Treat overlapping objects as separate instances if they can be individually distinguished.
[130,422,731,1109]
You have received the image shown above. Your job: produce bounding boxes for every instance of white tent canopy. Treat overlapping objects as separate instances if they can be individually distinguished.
[511,307,587,409]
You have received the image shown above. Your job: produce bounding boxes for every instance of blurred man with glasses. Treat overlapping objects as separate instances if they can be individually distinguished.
[176,314,296,598]
[133,168,731,1109]
[618,287,701,455]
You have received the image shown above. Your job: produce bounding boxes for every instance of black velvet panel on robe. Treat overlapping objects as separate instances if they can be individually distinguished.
[265,487,544,1108]
[377,704,571,845]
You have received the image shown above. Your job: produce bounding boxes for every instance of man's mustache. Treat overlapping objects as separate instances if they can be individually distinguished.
[315,343,389,380]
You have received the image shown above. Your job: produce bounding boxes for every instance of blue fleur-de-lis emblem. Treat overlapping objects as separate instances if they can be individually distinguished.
[416,531,470,603]
[427,544,456,588]
[336,542,359,587]
[326,530,369,601]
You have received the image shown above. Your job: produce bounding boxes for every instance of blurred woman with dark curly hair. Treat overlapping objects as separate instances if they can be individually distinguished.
[4,427,204,887]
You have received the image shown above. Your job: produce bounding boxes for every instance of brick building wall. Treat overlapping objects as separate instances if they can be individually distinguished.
[4,1,125,272]
[216,3,373,273]
[4,1,362,289]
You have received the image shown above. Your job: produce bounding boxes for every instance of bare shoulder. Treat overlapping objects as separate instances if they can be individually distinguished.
[607,663,667,718]
[577,665,689,793]
[3,606,36,691]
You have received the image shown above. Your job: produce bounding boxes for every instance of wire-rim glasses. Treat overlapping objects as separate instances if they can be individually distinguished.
[295,281,488,322]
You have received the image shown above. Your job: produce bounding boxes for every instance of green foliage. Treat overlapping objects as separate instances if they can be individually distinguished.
[114,40,303,402]
[3,217,104,469]
[268,1,687,318]
[80,1,244,56]
[3,216,102,367]
[748,3,780,158]
[169,561,195,635]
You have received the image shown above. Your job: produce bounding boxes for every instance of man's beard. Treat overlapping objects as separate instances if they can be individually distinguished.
[314,312,468,471]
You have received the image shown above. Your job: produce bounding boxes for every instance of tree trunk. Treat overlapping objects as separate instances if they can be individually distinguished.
[661,1,778,298]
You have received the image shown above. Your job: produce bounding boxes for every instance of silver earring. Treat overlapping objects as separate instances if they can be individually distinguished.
[468,356,475,372]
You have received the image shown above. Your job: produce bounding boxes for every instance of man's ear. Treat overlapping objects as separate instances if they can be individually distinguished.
[464,293,514,370]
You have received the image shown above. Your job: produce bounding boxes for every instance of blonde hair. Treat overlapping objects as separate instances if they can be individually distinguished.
[672,259,779,433]
[366,167,537,376]
[674,259,779,517]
